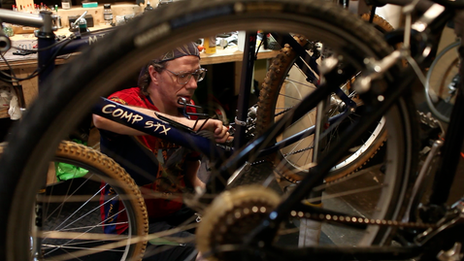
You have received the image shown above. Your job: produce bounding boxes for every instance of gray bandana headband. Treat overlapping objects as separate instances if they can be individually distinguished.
[153,42,200,63]
[138,42,200,81]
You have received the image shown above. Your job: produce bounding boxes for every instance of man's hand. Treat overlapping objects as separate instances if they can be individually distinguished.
[198,119,232,144]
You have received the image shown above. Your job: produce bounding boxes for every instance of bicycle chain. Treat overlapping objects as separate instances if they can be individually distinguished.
[289,209,436,229]
[282,145,314,157]
[219,203,436,234]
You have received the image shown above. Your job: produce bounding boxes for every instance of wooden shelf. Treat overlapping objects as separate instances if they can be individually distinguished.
[0,37,278,70]
[200,47,278,65]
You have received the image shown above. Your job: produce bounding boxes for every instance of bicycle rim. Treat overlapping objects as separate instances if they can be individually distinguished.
[0,0,418,259]
[425,40,460,123]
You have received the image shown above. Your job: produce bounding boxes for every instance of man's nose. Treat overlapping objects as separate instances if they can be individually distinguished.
[184,76,198,90]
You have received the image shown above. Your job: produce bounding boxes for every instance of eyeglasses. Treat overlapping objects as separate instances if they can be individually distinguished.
[165,68,207,85]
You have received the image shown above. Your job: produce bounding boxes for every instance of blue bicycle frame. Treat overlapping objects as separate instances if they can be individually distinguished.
[0,9,113,93]
[37,26,112,91]
[93,97,224,157]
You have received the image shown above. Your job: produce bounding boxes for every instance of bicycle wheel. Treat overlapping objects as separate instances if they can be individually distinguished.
[0,0,418,260]
[255,15,394,183]
[425,40,459,123]
[0,141,148,260]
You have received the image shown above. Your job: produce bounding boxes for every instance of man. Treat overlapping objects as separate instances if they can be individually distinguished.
[93,42,229,260]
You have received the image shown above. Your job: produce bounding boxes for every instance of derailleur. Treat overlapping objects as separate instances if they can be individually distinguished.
[230,104,258,141]
[415,199,464,261]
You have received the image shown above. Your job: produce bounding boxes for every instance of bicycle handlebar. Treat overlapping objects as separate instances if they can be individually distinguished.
[0,8,44,28]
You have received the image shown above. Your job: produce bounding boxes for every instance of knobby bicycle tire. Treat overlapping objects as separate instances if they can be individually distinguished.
[0,0,419,260]
[0,141,148,260]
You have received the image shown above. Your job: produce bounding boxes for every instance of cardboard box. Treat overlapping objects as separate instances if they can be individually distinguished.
[11,25,35,34]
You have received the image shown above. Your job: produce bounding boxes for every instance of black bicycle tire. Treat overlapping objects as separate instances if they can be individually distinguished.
[0,0,418,259]
[0,140,148,260]
[255,15,395,183]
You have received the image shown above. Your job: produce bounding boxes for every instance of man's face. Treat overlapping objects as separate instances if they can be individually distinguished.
[154,55,201,112]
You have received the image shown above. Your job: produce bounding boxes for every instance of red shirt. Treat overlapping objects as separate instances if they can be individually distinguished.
[99,87,200,234]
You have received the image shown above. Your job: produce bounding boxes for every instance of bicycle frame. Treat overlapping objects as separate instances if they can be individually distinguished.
[94,97,225,156]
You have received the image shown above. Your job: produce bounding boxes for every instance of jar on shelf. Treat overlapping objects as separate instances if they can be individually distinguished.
[103,4,113,25]
[61,0,71,10]
[204,36,217,54]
